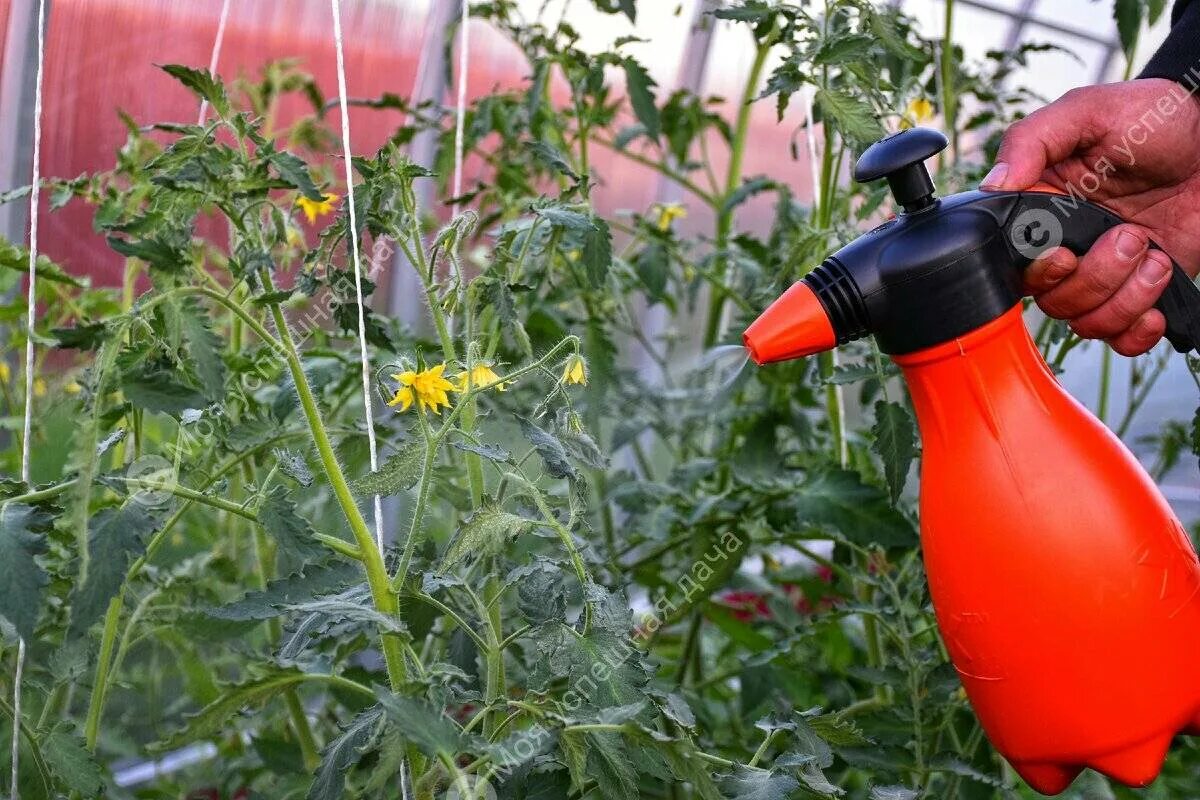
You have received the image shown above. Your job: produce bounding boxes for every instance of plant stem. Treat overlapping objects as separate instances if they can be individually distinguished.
[940,0,958,162]
[1097,346,1112,424]
[83,598,122,750]
[703,30,775,347]
[261,274,407,690]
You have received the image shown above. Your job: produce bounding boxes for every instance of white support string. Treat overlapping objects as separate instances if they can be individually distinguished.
[197,0,233,126]
[451,0,470,215]
[13,0,48,793]
[330,0,385,553]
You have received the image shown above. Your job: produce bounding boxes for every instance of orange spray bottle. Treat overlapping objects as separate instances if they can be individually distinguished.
[744,128,1200,795]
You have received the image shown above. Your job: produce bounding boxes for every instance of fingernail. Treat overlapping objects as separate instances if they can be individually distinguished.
[1116,230,1146,260]
[1138,253,1170,286]
[981,163,1009,189]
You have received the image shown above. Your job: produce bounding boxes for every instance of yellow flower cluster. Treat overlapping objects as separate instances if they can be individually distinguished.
[297,193,339,224]
[388,362,507,415]
[900,97,935,130]
[654,203,687,231]
[389,356,588,415]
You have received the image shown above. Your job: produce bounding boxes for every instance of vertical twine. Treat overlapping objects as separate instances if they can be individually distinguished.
[330,0,384,553]
[13,0,48,794]
[197,0,233,125]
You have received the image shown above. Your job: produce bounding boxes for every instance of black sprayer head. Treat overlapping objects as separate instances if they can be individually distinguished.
[745,127,1200,361]
[854,127,949,213]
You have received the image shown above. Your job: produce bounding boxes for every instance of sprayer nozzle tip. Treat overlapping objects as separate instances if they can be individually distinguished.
[743,280,837,365]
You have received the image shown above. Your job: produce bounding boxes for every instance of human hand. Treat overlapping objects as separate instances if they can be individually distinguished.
[984,79,1200,355]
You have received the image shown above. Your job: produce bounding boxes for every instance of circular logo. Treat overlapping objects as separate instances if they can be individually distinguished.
[444,777,496,800]
[1009,208,1063,260]
[126,454,177,507]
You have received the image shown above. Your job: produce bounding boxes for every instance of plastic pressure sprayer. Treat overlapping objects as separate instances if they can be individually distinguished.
[744,127,1200,795]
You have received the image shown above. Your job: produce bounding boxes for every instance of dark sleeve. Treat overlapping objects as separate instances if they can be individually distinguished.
[1139,0,1200,83]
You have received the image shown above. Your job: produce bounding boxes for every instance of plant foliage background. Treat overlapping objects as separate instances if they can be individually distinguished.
[0,1,1195,799]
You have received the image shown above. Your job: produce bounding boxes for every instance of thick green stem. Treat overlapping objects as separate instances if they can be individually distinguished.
[262,278,407,690]
[1097,346,1113,424]
[84,597,122,750]
[940,0,958,163]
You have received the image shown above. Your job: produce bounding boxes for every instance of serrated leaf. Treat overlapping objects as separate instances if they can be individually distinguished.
[275,447,314,487]
[42,724,105,795]
[789,469,916,548]
[582,217,613,287]
[518,416,578,480]
[307,706,385,800]
[534,205,594,232]
[68,504,158,639]
[713,4,774,22]
[510,560,566,624]
[258,487,325,563]
[622,58,660,140]
[929,755,1002,787]
[451,441,512,463]
[869,787,919,800]
[525,140,579,180]
[1113,0,1144,56]
[119,363,206,415]
[270,151,325,201]
[871,401,916,504]
[0,503,51,641]
[374,689,461,756]
[50,322,108,350]
[815,88,884,148]
[720,766,800,800]
[206,561,363,621]
[441,500,531,570]
[159,669,317,747]
[177,297,227,401]
[161,64,230,119]
[279,587,406,635]
[809,713,871,747]
[350,442,425,496]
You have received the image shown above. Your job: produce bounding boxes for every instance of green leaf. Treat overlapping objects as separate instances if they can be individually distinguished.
[510,560,566,624]
[50,322,108,350]
[713,4,774,22]
[161,64,230,119]
[350,442,425,496]
[870,401,916,504]
[270,151,325,201]
[441,500,532,571]
[177,297,227,401]
[0,503,51,641]
[274,447,314,487]
[68,504,158,639]
[451,441,512,463]
[525,140,580,181]
[815,88,884,148]
[0,238,83,285]
[789,469,916,548]
[106,234,187,273]
[622,58,660,140]
[929,755,1002,787]
[374,689,461,757]
[870,788,919,800]
[582,217,613,288]
[566,730,639,800]
[307,706,385,800]
[720,767,800,800]
[119,351,206,415]
[813,34,876,65]
[206,561,363,621]
[534,205,594,232]
[278,587,406,636]
[1113,0,1144,57]
[42,724,105,795]
[1147,0,1169,24]
[518,417,578,480]
[258,487,325,563]
[159,669,317,747]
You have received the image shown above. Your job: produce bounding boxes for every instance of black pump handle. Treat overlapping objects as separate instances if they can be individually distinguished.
[1009,191,1200,354]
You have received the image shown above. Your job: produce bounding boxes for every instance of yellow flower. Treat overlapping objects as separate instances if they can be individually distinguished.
[0,362,8,383]
[33,378,46,398]
[901,97,936,129]
[65,380,82,394]
[561,354,587,386]
[654,203,687,231]
[297,192,338,224]
[455,363,506,393]
[387,364,455,414]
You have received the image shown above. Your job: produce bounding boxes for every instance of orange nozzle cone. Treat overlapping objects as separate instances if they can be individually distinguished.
[743,281,837,365]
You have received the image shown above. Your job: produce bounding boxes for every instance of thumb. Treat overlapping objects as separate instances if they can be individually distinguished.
[983,90,1093,190]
